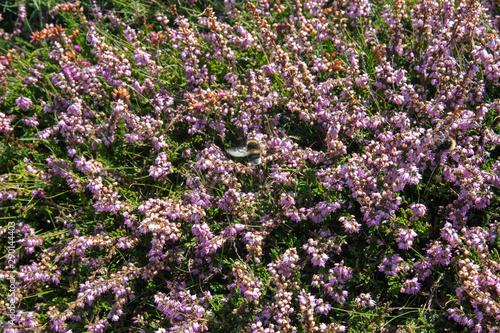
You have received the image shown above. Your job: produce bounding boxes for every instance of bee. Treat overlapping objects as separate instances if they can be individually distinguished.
[227,139,262,166]
[434,135,456,152]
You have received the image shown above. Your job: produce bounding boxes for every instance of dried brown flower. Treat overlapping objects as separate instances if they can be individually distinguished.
[112,87,131,101]
[30,24,65,43]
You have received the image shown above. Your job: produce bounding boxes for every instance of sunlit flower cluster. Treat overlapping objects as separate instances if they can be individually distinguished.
[0,0,499,332]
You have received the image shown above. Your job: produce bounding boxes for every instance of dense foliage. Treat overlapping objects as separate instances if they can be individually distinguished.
[1,0,500,332]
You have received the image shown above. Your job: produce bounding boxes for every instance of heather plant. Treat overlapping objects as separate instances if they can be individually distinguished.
[0,0,499,332]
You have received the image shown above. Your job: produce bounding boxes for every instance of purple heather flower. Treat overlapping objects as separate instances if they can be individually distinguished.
[464,227,490,253]
[396,227,418,249]
[355,293,376,307]
[379,254,406,276]
[440,222,460,246]
[11,4,26,37]
[311,253,329,267]
[340,215,361,233]
[414,259,433,279]
[315,298,332,315]
[401,277,421,294]
[409,203,427,221]
[267,248,299,278]
[426,241,452,266]
[355,74,370,86]
[262,63,276,74]
[67,148,76,157]
[123,26,137,42]
[16,96,33,110]
[279,192,295,207]
[332,261,353,283]
[0,112,14,133]
[332,290,348,303]
[149,152,173,181]
[398,166,422,185]
[308,201,341,223]
[229,262,262,302]
[31,189,44,198]
[21,116,39,127]
[74,45,82,51]
[154,286,211,332]
[378,131,394,142]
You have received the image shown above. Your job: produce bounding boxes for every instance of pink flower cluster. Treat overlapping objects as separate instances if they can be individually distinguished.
[0,0,499,331]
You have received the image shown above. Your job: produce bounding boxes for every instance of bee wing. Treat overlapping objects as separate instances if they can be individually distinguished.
[248,156,262,166]
[227,146,248,157]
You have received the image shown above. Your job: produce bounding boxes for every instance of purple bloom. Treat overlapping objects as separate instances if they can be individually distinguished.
[315,298,332,315]
[395,227,418,249]
[409,203,427,221]
[267,248,299,278]
[149,152,173,181]
[311,253,329,267]
[401,277,421,294]
[21,116,39,127]
[229,261,262,302]
[355,293,376,307]
[279,192,295,207]
[355,74,369,86]
[16,96,33,110]
[0,112,14,133]
[31,189,44,198]
[379,254,406,276]
[441,222,460,246]
[340,215,361,233]
[425,241,452,266]
[154,284,210,332]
